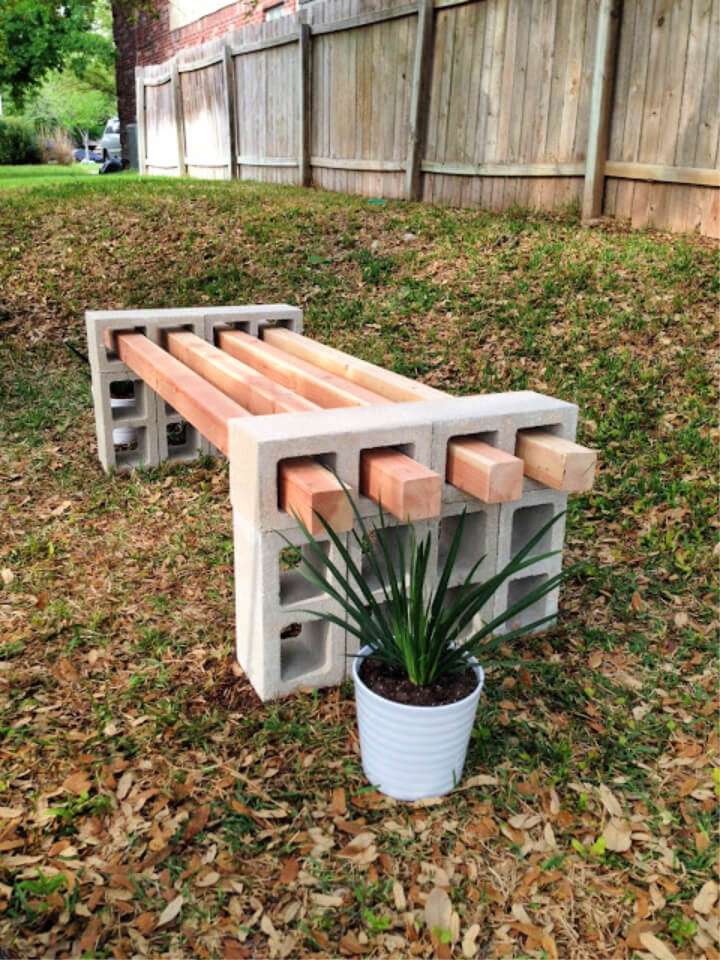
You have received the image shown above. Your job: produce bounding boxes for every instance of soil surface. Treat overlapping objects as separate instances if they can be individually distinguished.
[359,657,479,707]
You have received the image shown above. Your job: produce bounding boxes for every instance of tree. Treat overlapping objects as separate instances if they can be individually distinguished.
[25,70,116,155]
[0,0,98,104]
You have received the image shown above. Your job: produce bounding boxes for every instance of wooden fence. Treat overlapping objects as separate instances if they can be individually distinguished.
[136,0,720,237]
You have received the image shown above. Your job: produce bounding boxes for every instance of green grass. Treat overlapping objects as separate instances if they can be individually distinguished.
[0,162,131,190]
[0,173,717,960]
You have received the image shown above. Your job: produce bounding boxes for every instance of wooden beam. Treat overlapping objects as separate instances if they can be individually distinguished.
[134,67,146,177]
[222,45,236,180]
[171,58,186,176]
[361,448,441,521]
[420,161,586,177]
[311,3,417,36]
[236,156,299,167]
[279,457,354,535]
[261,327,445,402]
[515,430,597,493]
[311,157,406,172]
[218,330,443,520]
[406,0,435,200]
[582,0,622,220]
[604,162,720,189]
[115,332,248,454]
[114,333,349,532]
[259,329,524,504]
[446,439,524,504]
[298,22,312,187]
[218,329,389,407]
[231,33,298,57]
[165,331,318,415]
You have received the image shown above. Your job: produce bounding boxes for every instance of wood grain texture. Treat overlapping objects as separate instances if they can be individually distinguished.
[115,332,248,454]
[446,438,524,504]
[165,331,318,415]
[515,429,597,493]
[279,457,354,534]
[139,0,718,235]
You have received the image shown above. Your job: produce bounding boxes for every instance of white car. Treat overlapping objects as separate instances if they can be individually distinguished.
[98,117,121,162]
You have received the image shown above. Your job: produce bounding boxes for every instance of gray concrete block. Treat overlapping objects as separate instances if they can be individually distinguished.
[228,402,433,531]
[203,304,303,345]
[90,369,162,472]
[428,392,578,504]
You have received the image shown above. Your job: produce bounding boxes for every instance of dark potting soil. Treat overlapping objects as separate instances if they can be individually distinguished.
[359,657,478,707]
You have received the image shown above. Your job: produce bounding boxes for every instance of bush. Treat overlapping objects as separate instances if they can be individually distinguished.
[0,117,42,165]
[37,126,74,165]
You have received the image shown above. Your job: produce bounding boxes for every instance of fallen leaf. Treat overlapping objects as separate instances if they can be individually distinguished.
[195,871,220,888]
[508,813,541,830]
[339,931,368,955]
[462,923,480,958]
[78,917,100,954]
[156,895,183,928]
[183,804,210,840]
[116,771,133,801]
[625,920,662,950]
[63,770,92,796]
[602,818,632,852]
[135,912,156,935]
[424,887,452,940]
[638,931,677,960]
[222,939,251,959]
[330,787,346,816]
[279,858,299,884]
[693,880,719,915]
[0,807,23,819]
[1,568,14,586]
[598,783,623,818]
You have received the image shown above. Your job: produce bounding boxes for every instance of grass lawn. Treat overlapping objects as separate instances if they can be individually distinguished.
[0,169,717,959]
[0,163,112,190]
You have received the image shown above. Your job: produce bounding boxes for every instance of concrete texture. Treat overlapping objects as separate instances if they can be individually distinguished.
[87,304,585,700]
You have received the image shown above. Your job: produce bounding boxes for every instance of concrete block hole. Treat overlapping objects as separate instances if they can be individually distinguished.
[280,621,328,682]
[438,510,486,575]
[511,504,554,558]
[506,574,549,632]
[279,542,329,605]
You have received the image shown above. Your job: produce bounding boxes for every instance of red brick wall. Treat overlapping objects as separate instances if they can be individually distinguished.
[136,0,298,66]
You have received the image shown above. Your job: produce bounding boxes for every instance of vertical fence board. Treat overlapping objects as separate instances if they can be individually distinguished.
[139,0,718,236]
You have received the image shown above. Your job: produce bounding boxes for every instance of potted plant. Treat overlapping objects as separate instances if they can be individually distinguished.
[287,490,571,801]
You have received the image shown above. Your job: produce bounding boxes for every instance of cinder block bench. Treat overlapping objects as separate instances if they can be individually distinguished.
[86,305,596,700]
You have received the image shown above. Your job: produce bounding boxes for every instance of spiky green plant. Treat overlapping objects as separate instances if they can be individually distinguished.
[286,487,574,687]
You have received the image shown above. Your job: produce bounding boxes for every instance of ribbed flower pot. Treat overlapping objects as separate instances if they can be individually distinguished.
[352,646,484,801]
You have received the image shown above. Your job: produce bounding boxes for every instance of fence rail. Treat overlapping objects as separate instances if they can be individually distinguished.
[137,0,720,237]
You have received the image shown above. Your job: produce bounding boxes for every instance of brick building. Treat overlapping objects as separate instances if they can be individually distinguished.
[111,0,298,156]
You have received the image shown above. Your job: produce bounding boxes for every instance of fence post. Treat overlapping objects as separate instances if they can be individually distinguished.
[405,0,435,202]
[171,57,187,176]
[298,20,312,187]
[223,45,236,180]
[135,66,146,176]
[582,0,622,221]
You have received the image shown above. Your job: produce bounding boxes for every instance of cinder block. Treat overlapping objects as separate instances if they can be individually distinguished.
[233,510,348,699]
[429,392,578,504]
[90,370,162,471]
[86,308,207,375]
[203,304,303,346]
[157,400,212,464]
[228,402,432,532]
[492,484,568,635]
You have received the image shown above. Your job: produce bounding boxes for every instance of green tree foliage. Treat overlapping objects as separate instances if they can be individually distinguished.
[0,0,115,105]
[26,70,116,143]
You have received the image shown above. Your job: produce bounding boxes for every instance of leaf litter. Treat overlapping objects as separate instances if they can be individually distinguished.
[0,177,717,958]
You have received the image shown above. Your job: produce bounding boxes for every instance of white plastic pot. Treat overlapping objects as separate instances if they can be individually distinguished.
[111,397,137,448]
[352,646,484,801]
